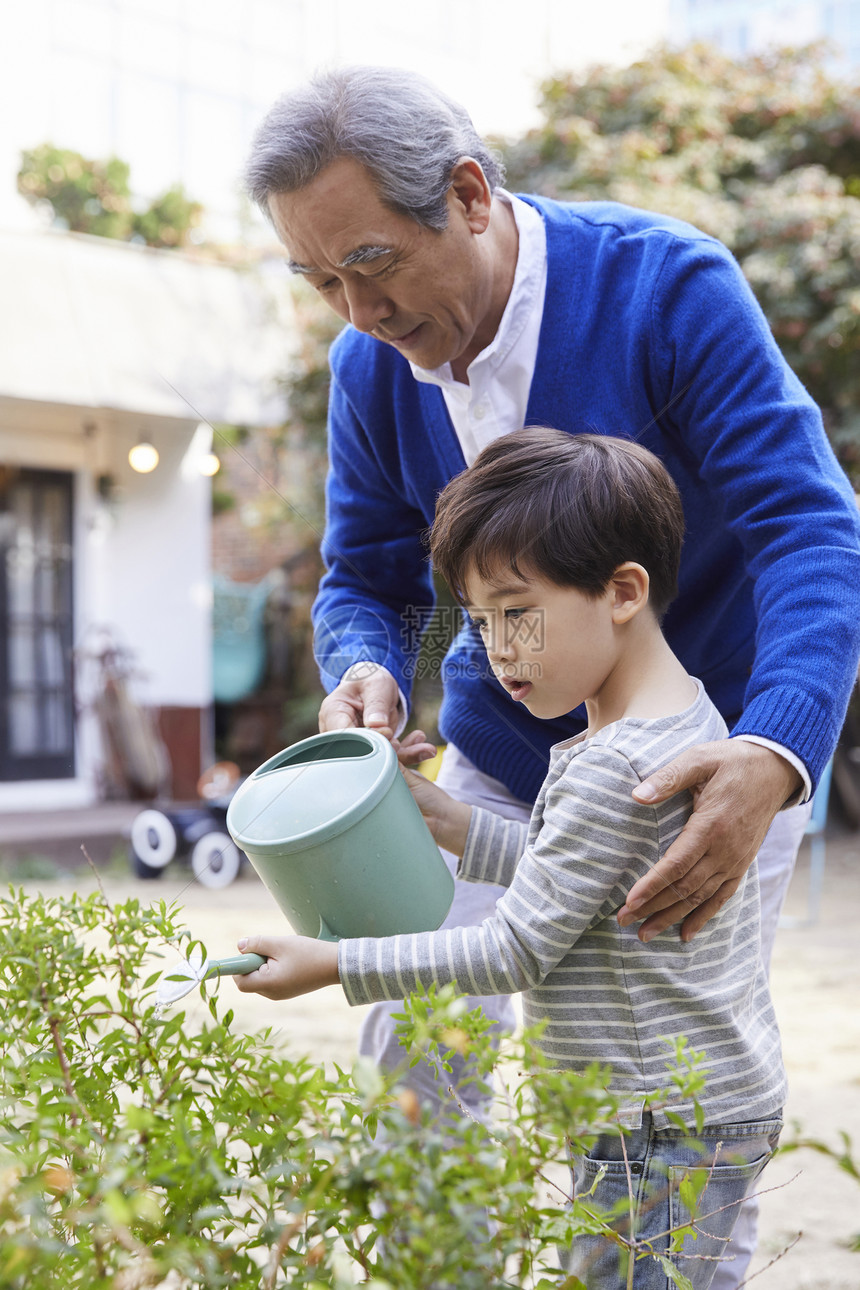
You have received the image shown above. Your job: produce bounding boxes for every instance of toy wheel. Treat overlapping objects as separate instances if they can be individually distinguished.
[191,832,241,888]
[130,809,177,874]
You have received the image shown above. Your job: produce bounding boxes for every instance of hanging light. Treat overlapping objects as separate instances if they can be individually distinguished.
[129,442,159,473]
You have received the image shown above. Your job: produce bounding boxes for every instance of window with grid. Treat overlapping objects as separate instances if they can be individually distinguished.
[0,468,75,781]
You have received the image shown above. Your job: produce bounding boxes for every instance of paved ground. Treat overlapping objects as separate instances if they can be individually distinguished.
[6,821,859,1288]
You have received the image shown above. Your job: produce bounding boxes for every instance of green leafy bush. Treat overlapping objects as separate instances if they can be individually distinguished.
[2,883,845,1288]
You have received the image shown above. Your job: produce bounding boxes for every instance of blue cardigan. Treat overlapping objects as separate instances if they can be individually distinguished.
[313,196,860,802]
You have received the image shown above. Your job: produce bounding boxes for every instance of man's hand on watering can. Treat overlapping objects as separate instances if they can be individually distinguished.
[319,663,402,740]
[233,935,339,1000]
[395,730,473,857]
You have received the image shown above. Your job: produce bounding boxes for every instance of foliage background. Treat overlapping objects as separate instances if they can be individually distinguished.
[18,144,202,249]
[499,42,860,483]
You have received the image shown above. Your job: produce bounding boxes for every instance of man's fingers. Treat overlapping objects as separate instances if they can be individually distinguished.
[621,811,719,916]
[363,682,400,734]
[322,710,354,731]
[318,694,360,733]
[318,671,400,735]
[632,741,726,805]
[679,880,741,942]
[622,875,742,943]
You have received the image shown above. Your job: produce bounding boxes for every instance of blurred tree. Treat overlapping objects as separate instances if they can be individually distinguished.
[132,183,203,248]
[17,143,202,249]
[501,43,860,481]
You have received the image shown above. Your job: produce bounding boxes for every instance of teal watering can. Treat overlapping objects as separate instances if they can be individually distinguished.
[226,729,454,941]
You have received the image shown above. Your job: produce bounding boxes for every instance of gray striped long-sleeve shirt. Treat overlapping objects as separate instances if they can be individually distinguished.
[338,682,787,1128]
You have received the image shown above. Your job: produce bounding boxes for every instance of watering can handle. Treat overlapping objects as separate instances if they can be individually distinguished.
[205,953,267,979]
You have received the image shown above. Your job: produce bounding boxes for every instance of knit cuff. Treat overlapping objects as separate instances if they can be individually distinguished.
[731,686,841,793]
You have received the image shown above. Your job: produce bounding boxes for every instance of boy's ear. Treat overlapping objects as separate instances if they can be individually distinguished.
[609,563,650,624]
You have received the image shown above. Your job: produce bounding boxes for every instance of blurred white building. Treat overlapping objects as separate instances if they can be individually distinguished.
[0,225,292,806]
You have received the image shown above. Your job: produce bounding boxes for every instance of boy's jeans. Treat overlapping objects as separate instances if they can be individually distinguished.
[564,1112,783,1289]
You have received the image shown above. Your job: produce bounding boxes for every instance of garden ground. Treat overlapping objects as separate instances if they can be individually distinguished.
[17,822,860,1289]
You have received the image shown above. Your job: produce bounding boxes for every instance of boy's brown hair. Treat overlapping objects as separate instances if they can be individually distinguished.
[429,428,685,617]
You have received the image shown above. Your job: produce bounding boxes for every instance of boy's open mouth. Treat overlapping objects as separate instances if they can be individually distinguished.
[500,676,533,702]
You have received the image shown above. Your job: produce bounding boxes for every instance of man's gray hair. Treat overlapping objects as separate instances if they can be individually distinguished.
[244,65,505,230]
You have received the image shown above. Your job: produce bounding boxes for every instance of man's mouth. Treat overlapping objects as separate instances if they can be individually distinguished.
[383,323,423,347]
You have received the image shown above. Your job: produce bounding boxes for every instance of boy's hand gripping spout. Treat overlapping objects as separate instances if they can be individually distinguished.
[232,935,340,1000]
[618,740,802,942]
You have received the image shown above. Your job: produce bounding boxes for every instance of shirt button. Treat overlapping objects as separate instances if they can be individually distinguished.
[473,404,486,420]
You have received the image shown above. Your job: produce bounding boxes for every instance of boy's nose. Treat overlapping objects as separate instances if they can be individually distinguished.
[487,626,515,664]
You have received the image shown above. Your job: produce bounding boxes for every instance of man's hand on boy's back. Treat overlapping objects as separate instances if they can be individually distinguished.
[619,740,803,942]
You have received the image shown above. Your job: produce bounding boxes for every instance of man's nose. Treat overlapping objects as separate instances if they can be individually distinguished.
[343,277,392,334]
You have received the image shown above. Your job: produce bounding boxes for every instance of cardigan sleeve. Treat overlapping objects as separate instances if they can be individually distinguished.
[650,239,860,789]
[311,360,436,699]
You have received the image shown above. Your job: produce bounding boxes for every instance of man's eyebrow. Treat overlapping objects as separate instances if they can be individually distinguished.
[287,245,394,276]
[337,244,394,268]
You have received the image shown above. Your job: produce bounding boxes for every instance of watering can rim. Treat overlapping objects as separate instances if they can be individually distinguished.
[226,728,398,854]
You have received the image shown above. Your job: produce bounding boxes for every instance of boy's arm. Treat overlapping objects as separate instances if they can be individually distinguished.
[401,759,529,882]
[337,746,657,1010]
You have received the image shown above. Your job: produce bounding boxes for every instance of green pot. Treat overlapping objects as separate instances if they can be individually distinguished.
[226,729,454,941]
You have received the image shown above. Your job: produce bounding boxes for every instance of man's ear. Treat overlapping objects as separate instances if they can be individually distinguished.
[609,563,650,624]
[448,157,493,234]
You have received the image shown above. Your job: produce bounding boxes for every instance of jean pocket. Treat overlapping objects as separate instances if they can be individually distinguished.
[668,1148,775,1279]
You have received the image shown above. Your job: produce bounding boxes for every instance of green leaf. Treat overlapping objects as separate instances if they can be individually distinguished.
[678,1178,698,1213]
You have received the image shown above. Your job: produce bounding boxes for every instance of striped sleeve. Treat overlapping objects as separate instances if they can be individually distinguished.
[458,808,529,888]
[338,746,656,1006]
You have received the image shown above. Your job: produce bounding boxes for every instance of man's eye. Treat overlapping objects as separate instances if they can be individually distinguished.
[317,278,338,292]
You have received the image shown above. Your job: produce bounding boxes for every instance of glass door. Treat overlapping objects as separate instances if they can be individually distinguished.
[0,468,75,780]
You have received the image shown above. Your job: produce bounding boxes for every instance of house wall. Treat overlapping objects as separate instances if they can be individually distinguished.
[0,397,212,809]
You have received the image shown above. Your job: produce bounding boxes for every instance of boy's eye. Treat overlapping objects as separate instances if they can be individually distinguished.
[504,607,527,620]
[470,617,488,632]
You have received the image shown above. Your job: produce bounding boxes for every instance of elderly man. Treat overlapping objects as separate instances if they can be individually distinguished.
[244,65,860,1286]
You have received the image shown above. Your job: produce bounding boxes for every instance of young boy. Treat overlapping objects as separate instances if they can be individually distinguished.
[236,428,785,1288]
